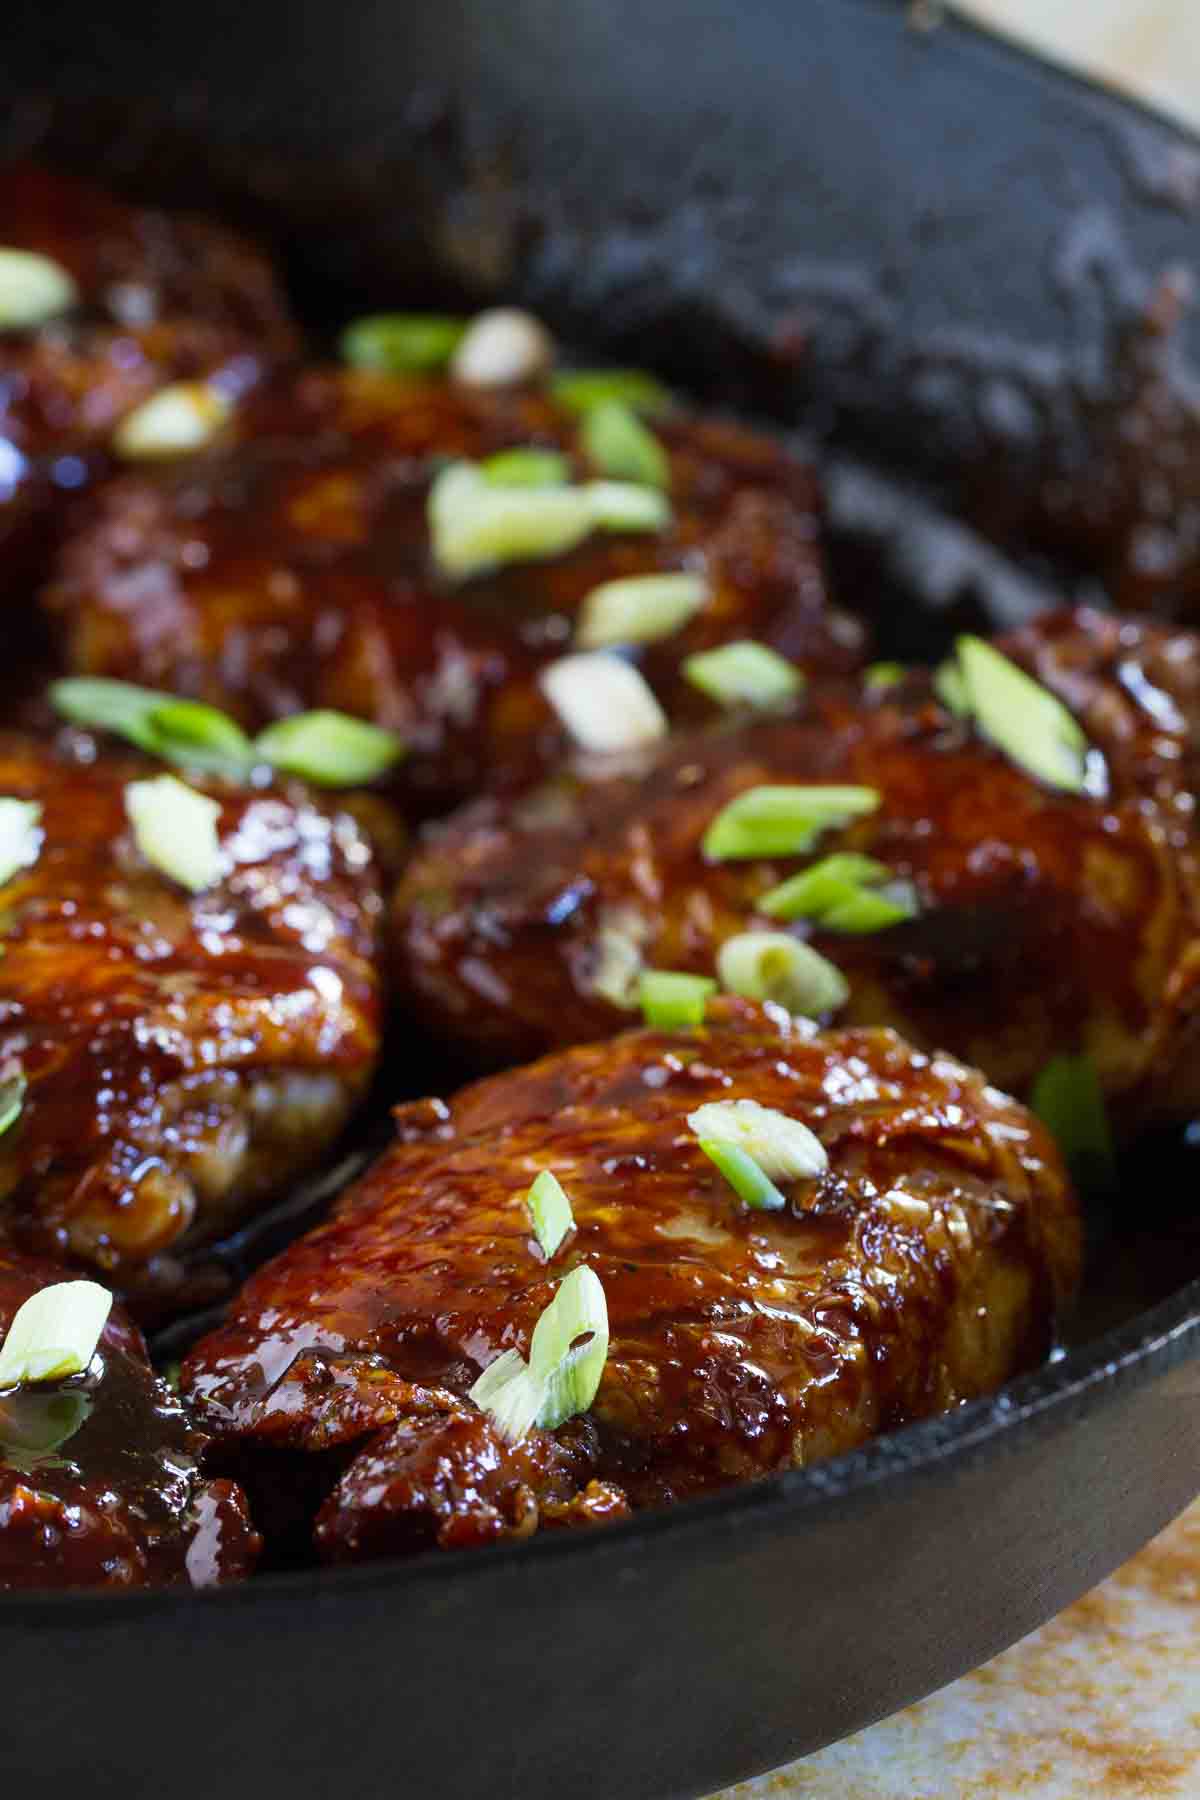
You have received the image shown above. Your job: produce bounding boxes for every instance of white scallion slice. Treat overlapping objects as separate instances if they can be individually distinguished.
[481,447,571,488]
[589,920,646,1009]
[1030,1053,1116,1194]
[0,248,78,329]
[583,480,672,535]
[428,460,595,578]
[0,799,42,887]
[526,1171,574,1260]
[955,636,1091,794]
[581,400,669,488]
[339,312,466,374]
[687,1097,828,1182]
[717,929,849,1018]
[124,775,224,893]
[684,640,804,711]
[450,308,555,388]
[469,1265,610,1442]
[696,1140,786,1211]
[576,573,708,650]
[112,381,233,459]
[638,969,716,1029]
[702,785,880,861]
[552,368,673,417]
[0,1069,25,1137]
[253,711,405,786]
[0,1281,114,1389]
[540,652,667,752]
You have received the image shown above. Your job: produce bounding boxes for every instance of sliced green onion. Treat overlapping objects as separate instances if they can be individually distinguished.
[758,852,891,921]
[583,480,672,535]
[686,1097,828,1181]
[429,460,595,579]
[1030,1054,1116,1193]
[51,678,253,776]
[469,1265,609,1442]
[702,785,880,862]
[124,775,224,893]
[697,1140,786,1211]
[0,799,42,887]
[576,573,708,651]
[934,659,970,717]
[526,1171,574,1260]
[638,969,716,1029]
[112,381,233,459]
[581,400,669,488]
[450,308,556,388]
[683,640,804,712]
[0,1281,114,1389]
[253,711,405,786]
[0,1388,92,1470]
[481,447,571,488]
[552,368,674,417]
[0,1070,25,1138]
[955,637,1091,794]
[0,248,78,329]
[865,662,906,690]
[339,313,466,375]
[717,929,849,1017]
[821,881,918,933]
[540,652,667,752]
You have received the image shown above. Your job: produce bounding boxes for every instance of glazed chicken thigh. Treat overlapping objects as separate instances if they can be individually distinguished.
[183,1002,1080,1560]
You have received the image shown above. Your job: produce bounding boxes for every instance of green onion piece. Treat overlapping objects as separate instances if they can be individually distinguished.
[0,1070,25,1138]
[0,248,78,329]
[552,368,673,417]
[934,660,970,716]
[576,573,708,650]
[0,1281,114,1389]
[1030,1054,1117,1194]
[469,1265,610,1442]
[865,662,906,690]
[0,799,42,887]
[429,460,596,578]
[481,447,571,488]
[702,785,880,861]
[581,400,670,488]
[0,1388,92,1469]
[253,711,405,786]
[821,881,919,933]
[684,640,804,712]
[638,969,716,1029]
[124,775,224,893]
[52,677,253,776]
[113,381,232,459]
[687,1097,828,1181]
[583,480,672,535]
[758,852,891,921]
[956,637,1091,794]
[540,652,667,751]
[697,1139,786,1211]
[526,1171,574,1260]
[339,313,467,375]
[717,929,849,1018]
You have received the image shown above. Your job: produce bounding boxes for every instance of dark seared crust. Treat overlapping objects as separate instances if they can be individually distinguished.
[0,1249,259,1589]
[44,366,864,815]
[392,608,1200,1128]
[0,162,298,607]
[0,732,386,1310]
[181,1002,1079,1559]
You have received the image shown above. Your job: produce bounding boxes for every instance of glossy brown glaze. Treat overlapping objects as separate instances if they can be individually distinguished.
[182,1001,1079,1559]
[0,1248,259,1589]
[44,365,864,816]
[393,608,1200,1129]
[0,731,386,1313]
[0,162,298,617]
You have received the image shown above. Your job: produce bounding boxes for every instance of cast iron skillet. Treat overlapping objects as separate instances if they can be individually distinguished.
[6,2,1200,1795]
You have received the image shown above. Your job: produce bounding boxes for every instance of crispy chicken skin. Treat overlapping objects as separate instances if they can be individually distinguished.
[393,608,1200,1129]
[0,162,297,610]
[0,1248,259,1590]
[43,366,864,815]
[0,732,386,1312]
[182,1002,1080,1559]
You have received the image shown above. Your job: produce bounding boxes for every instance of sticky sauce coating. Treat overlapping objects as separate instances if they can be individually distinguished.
[183,1001,1080,1562]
